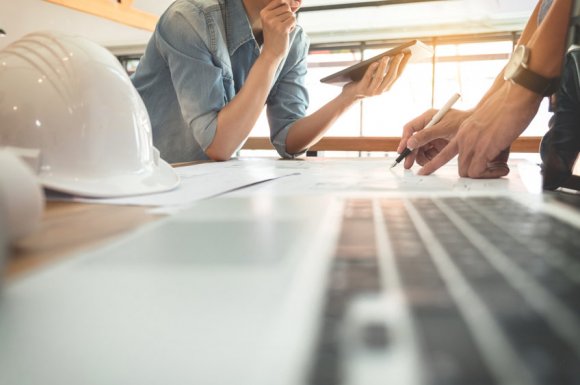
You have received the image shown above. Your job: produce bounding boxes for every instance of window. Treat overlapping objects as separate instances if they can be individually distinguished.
[306,50,362,136]
[117,57,140,75]
[430,40,551,137]
[249,33,550,150]
[119,32,550,157]
[360,46,432,137]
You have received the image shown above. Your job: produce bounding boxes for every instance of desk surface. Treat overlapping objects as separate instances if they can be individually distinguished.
[4,156,574,385]
[7,202,158,280]
[5,160,205,280]
[5,156,540,281]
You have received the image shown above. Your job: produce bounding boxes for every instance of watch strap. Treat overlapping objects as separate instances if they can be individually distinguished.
[512,66,561,96]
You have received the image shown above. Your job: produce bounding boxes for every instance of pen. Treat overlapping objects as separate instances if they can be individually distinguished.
[390,92,461,169]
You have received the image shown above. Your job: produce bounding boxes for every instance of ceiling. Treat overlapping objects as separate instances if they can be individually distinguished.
[0,0,537,52]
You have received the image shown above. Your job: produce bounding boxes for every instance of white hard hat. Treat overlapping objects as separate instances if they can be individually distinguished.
[0,31,179,198]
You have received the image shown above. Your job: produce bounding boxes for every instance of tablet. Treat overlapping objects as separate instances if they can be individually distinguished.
[320,40,433,86]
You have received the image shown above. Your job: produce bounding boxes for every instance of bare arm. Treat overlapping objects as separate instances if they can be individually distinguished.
[476,0,544,108]
[285,53,410,154]
[419,0,573,178]
[398,0,572,174]
[476,0,568,107]
[526,0,572,77]
[206,0,294,161]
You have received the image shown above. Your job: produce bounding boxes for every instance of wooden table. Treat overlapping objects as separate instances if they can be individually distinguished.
[4,154,541,281]
[4,160,206,280]
[6,201,160,280]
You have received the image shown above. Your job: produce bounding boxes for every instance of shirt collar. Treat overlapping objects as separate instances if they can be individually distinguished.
[225,0,256,56]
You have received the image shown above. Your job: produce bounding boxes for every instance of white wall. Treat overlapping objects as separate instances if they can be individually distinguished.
[0,0,169,50]
[300,0,535,44]
[0,0,535,52]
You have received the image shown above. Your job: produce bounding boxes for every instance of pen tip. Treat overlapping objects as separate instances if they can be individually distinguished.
[390,162,397,169]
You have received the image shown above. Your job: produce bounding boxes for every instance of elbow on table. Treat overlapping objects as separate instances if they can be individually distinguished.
[205,145,234,162]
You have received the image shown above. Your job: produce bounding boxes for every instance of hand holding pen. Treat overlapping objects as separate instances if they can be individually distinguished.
[391,92,461,169]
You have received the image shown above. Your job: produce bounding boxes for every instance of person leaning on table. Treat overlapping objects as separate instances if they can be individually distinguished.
[540,43,580,189]
[132,0,409,163]
[396,0,573,178]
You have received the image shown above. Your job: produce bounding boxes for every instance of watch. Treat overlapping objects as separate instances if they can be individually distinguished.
[503,45,560,96]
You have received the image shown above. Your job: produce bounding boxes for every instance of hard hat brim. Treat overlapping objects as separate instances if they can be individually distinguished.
[40,159,180,199]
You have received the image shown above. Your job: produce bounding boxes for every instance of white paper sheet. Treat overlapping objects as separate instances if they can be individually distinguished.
[225,157,533,197]
[46,159,299,207]
[45,156,537,212]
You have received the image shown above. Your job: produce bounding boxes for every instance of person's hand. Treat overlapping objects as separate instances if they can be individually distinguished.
[419,82,543,178]
[342,53,410,100]
[260,0,296,61]
[397,108,471,169]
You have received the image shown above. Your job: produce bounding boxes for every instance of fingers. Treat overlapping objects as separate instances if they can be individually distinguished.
[410,141,510,178]
[456,139,511,178]
[457,147,473,177]
[403,150,417,169]
[396,52,411,78]
[397,109,437,153]
[377,54,404,93]
[264,0,290,12]
[465,150,511,179]
[396,109,435,169]
[418,139,458,175]
[347,52,409,101]
[281,13,297,32]
[369,57,390,91]
[493,147,511,164]
[260,0,296,58]
[361,62,378,89]
[401,108,512,178]
[370,53,405,95]
[471,163,510,179]
[262,0,294,26]
[406,122,448,150]
[361,53,406,96]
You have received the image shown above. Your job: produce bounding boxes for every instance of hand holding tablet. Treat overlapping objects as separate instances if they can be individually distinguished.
[320,40,433,86]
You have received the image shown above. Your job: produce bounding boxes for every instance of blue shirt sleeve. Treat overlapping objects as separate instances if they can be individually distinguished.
[538,0,553,24]
[267,31,310,159]
[154,6,225,151]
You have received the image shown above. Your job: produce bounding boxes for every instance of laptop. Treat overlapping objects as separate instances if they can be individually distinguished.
[0,157,579,385]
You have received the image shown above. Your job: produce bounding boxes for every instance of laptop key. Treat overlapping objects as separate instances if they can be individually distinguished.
[419,198,580,384]
[381,199,495,385]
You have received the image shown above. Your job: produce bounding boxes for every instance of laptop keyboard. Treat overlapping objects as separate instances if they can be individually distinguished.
[309,199,382,385]
[310,196,580,385]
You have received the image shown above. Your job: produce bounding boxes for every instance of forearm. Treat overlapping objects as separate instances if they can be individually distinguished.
[477,1,544,108]
[481,0,571,110]
[285,91,358,154]
[206,53,281,161]
[527,0,572,77]
[477,72,510,108]
[286,53,410,154]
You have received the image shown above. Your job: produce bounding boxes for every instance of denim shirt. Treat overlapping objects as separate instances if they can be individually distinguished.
[132,0,310,163]
[538,0,553,24]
